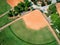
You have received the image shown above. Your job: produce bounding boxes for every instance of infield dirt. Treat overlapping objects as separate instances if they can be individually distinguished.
[22,10,48,30]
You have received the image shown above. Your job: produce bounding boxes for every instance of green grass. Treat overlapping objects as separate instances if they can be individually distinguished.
[51,13,60,39]
[10,19,58,45]
[0,0,58,45]
[0,0,11,15]
[0,24,58,45]
[0,15,10,27]
[0,19,59,45]
[0,14,14,27]
[0,27,31,45]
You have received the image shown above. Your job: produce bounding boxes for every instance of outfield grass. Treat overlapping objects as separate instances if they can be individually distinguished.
[0,27,57,45]
[0,18,58,45]
[50,13,60,39]
[0,14,14,27]
[0,15,10,27]
[10,19,58,45]
[0,0,11,15]
[0,25,58,45]
[0,27,31,45]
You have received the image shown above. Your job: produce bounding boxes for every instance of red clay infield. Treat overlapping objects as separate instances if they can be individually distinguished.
[56,3,60,15]
[22,10,48,30]
[7,0,23,7]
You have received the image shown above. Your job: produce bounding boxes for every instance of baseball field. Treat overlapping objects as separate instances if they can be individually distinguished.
[0,19,58,45]
[0,9,59,45]
[0,0,59,44]
[10,19,58,45]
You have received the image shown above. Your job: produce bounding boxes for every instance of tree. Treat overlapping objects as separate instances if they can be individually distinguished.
[8,10,13,17]
[48,4,57,14]
[31,0,37,5]
[13,0,32,16]
[51,13,59,23]
[14,6,20,13]
[8,10,18,17]
[18,2,25,7]
[17,2,25,12]
[51,13,60,32]
[47,0,51,5]
[41,1,45,6]
[24,0,32,7]
[12,11,18,16]
[57,0,60,3]
[54,18,60,31]
[24,0,32,11]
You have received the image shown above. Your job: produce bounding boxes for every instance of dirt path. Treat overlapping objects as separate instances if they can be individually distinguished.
[43,14,60,45]
[0,16,22,31]
[0,8,13,18]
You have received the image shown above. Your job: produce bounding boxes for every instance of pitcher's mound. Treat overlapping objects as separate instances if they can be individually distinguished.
[22,10,48,30]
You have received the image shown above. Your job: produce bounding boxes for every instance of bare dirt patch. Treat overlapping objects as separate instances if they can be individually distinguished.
[22,10,48,30]
[7,0,23,7]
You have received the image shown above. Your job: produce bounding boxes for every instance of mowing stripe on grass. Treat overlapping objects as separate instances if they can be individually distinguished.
[10,19,59,45]
[9,26,58,45]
